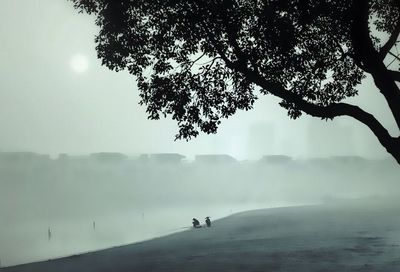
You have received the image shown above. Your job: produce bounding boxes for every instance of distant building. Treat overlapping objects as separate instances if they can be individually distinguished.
[137,154,150,163]
[57,153,69,161]
[56,154,92,164]
[0,152,50,164]
[195,154,237,164]
[259,155,292,164]
[90,152,128,163]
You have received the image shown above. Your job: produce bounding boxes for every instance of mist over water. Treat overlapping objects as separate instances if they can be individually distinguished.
[0,153,399,267]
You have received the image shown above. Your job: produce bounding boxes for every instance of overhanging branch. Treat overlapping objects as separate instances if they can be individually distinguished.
[388,70,400,82]
[388,51,400,63]
[350,0,400,131]
[240,68,396,154]
[196,0,399,161]
[379,20,400,60]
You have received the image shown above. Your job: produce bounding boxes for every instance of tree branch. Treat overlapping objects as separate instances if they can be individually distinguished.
[237,67,397,157]
[350,0,377,69]
[379,20,400,60]
[189,52,207,69]
[350,0,400,131]
[388,70,400,82]
[196,0,400,162]
[202,57,221,78]
[198,21,235,68]
[344,53,371,73]
[388,51,400,63]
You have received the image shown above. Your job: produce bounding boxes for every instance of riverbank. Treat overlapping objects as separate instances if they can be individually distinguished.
[3,198,400,271]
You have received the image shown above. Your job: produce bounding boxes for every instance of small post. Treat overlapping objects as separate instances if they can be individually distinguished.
[93,221,96,231]
[48,227,52,241]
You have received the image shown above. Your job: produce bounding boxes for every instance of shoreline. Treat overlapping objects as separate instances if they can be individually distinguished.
[1,202,318,269]
[4,199,400,271]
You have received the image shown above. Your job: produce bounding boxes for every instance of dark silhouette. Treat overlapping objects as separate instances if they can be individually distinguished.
[205,217,211,227]
[192,218,201,228]
[70,0,400,164]
[48,227,51,241]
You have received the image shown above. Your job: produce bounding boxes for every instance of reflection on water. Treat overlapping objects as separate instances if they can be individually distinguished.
[0,202,303,267]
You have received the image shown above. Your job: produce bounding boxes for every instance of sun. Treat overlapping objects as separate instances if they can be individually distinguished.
[70,54,89,74]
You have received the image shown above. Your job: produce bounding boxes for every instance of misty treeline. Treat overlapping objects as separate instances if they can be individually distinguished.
[69,0,400,163]
[1,153,399,225]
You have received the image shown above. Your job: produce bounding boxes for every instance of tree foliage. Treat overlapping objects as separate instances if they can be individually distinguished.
[70,0,400,163]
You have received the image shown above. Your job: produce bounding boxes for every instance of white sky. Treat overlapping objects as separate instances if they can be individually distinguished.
[0,0,398,160]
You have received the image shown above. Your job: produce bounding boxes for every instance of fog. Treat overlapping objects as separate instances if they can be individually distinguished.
[1,152,399,266]
[1,0,400,269]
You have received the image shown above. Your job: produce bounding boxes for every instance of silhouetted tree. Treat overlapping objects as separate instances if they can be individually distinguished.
[70,0,400,163]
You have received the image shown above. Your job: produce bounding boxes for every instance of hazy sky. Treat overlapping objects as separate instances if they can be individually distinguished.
[0,0,398,159]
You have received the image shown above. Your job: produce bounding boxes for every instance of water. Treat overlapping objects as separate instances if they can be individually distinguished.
[0,202,304,267]
[4,159,390,267]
